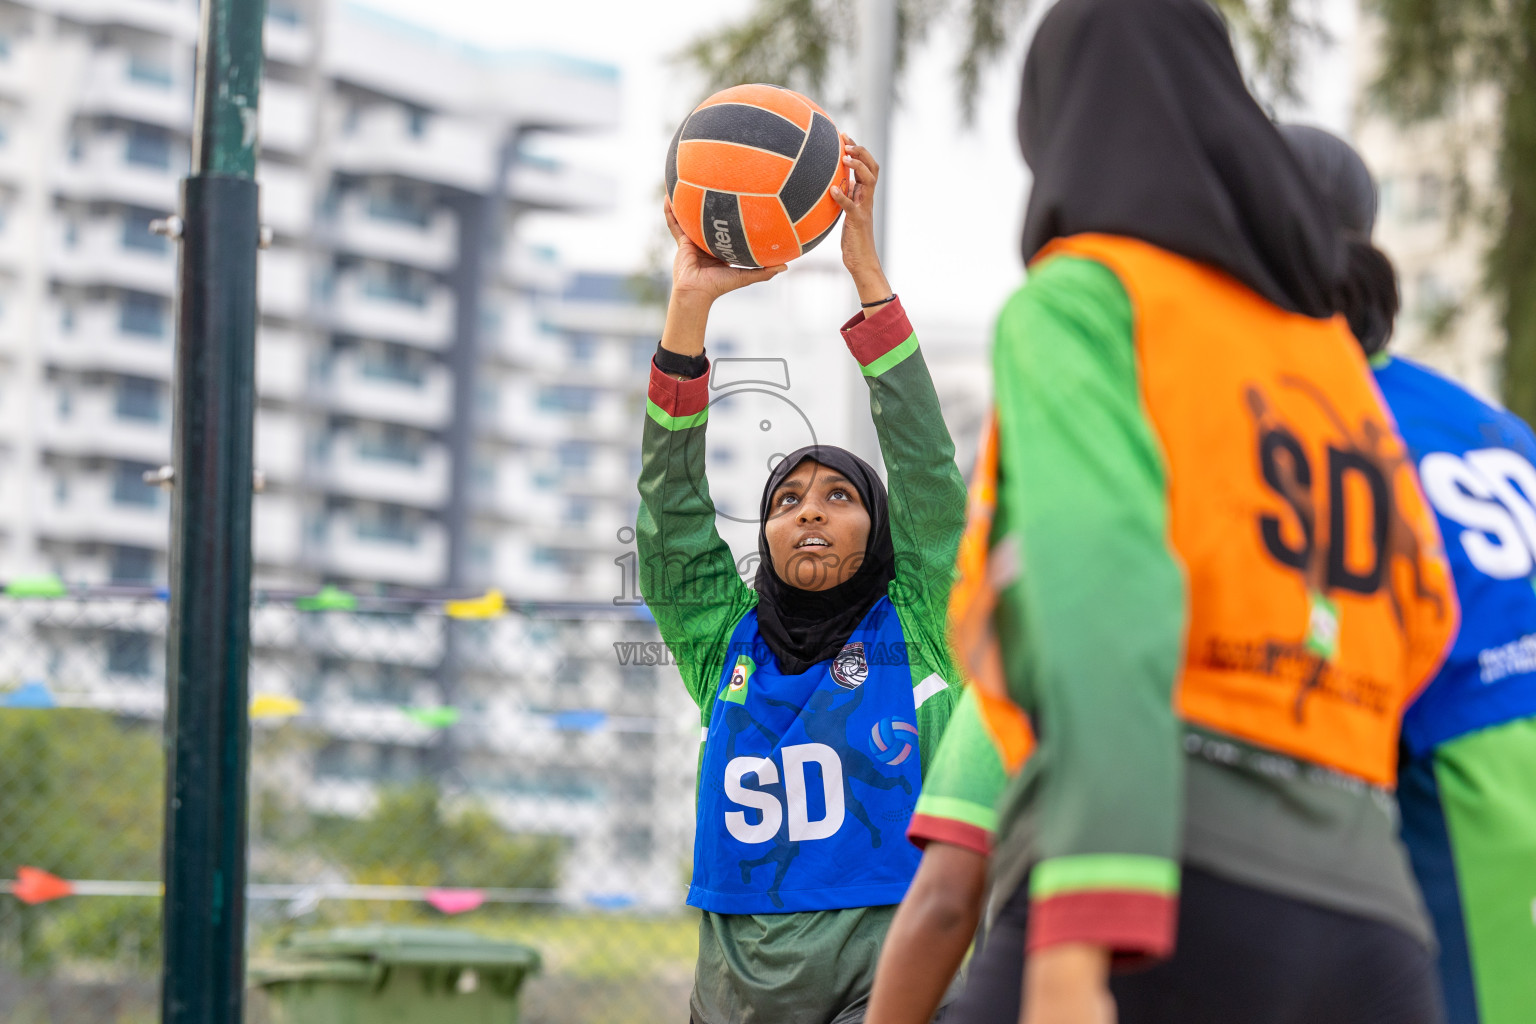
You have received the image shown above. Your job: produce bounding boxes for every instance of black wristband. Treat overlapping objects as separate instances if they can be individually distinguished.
[653,341,708,380]
[860,293,897,308]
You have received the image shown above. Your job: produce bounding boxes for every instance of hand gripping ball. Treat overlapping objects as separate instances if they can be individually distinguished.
[869,717,919,767]
[665,84,848,268]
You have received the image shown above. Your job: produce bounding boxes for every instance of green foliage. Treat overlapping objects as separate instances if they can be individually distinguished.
[1212,0,1325,104]
[680,0,848,99]
[311,783,566,890]
[0,710,163,973]
[0,711,163,882]
[0,712,565,975]
[1370,0,1536,420]
[681,0,1315,122]
[1368,0,1509,121]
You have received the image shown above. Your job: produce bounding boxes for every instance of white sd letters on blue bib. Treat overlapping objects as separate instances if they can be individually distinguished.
[1375,357,1536,755]
[689,597,923,914]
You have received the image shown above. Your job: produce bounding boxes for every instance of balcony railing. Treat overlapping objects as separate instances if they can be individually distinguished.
[328,271,454,350]
[327,351,453,429]
[329,192,458,271]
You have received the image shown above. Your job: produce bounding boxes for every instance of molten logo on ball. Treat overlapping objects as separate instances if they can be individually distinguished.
[869,717,918,766]
[666,83,848,268]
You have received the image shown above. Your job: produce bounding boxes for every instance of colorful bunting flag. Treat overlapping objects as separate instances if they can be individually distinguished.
[584,893,636,911]
[445,589,505,620]
[0,681,55,709]
[250,693,305,719]
[294,584,358,612]
[552,710,607,732]
[13,867,74,905]
[426,888,486,915]
[4,575,67,598]
[405,707,461,728]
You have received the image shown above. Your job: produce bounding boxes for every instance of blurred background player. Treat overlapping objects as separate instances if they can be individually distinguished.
[1284,122,1536,1024]
[636,139,968,1024]
[862,682,1011,1024]
[936,0,1459,1022]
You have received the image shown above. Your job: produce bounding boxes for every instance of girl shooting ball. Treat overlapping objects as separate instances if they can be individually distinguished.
[638,137,968,1024]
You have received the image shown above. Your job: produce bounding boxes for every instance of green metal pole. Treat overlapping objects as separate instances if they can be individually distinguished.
[159,0,266,1019]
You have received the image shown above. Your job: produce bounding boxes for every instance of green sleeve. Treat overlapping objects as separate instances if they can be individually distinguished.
[636,361,756,710]
[907,686,1008,855]
[992,254,1187,957]
[844,300,969,635]
[842,300,968,753]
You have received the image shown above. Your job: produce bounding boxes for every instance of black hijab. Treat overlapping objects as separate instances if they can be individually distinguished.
[753,445,895,675]
[1279,123,1400,355]
[1017,0,1343,317]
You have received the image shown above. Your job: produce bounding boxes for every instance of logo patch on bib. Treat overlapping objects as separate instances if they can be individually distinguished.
[831,642,869,689]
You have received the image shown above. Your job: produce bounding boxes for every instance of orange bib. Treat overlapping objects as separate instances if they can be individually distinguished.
[953,234,1456,787]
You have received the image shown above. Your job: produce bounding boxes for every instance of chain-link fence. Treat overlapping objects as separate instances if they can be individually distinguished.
[0,588,701,1023]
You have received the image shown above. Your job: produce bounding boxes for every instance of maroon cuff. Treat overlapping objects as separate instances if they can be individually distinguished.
[1026,891,1178,961]
[840,297,913,367]
[648,359,711,418]
[907,814,992,857]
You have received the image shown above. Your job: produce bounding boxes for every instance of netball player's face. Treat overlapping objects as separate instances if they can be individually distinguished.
[764,460,871,592]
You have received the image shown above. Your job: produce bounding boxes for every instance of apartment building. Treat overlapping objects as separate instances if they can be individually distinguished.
[0,0,702,908]
[0,0,664,602]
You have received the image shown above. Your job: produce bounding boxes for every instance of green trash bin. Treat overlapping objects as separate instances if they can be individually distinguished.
[249,925,541,1024]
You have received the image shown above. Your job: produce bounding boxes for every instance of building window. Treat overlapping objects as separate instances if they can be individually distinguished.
[631,341,654,371]
[354,505,420,546]
[115,377,162,422]
[361,264,428,307]
[475,381,498,415]
[127,53,174,88]
[615,825,654,860]
[120,291,166,337]
[564,499,589,526]
[366,183,431,227]
[56,387,72,418]
[59,305,75,333]
[112,462,159,508]
[472,456,495,496]
[356,425,422,466]
[557,441,591,471]
[124,125,172,169]
[407,108,429,139]
[104,629,153,675]
[359,344,424,385]
[267,2,302,26]
[122,207,169,253]
[537,385,595,413]
[63,219,78,248]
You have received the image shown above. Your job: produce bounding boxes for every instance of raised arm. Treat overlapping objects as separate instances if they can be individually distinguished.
[636,202,783,707]
[832,140,968,641]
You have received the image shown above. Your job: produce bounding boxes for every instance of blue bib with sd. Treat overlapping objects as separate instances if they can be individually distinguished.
[1375,356,1536,755]
[689,596,923,914]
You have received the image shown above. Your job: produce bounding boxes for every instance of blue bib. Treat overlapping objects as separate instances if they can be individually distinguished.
[1376,357,1536,755]
[688,597,924,914]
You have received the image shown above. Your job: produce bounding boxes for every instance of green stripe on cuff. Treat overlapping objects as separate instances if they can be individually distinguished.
[646,399,709,431]
[912,794,997,834]
[860,333,919,377]
[1030,854,1179,900]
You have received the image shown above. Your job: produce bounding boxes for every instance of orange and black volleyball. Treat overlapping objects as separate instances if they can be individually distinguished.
[665,84,847,267]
